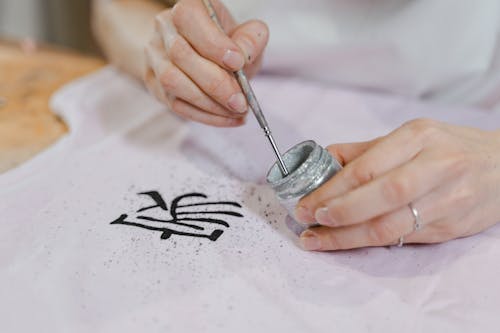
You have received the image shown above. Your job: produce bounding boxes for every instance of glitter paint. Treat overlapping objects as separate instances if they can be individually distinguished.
[266,140,342,220]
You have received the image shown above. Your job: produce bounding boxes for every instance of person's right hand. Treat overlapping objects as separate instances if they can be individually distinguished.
[144,0,269,127]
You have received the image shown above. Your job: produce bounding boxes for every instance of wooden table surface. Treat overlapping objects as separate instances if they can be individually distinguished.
[0,39,105,174]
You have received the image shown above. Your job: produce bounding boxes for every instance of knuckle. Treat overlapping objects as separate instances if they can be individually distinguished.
[444,154,468,178]
[405,118,441,141]
[170,98,185,115]
[453,187,476,210]
[171,1,188,27]
[159,65,179,93]
[155,9,171,24]
[154,10,173,33]
[381,177,410,205]
[143,66,154,84]
[449,152,470,175]
[349,164,375,186]
[206,73,231,98]
[168,36,191,63]
[189,93,205,108]
[327,203,352,224]
[405,118,437,131]
[325,231,342,250]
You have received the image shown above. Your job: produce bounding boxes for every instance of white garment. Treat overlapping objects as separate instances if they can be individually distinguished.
[2,68,500,332]
[225,0,500,110]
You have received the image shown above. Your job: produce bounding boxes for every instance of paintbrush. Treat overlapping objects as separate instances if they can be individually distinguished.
[201,0,289,177]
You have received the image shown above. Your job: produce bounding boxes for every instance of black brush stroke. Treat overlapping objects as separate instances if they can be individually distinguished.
[176,210,244,217]
[137,216,204,230]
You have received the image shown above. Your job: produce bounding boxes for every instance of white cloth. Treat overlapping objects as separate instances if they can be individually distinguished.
[225,0,500,110]
[2,68,500,332]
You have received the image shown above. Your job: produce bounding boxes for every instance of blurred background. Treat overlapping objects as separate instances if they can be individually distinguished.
[0,0,98,54]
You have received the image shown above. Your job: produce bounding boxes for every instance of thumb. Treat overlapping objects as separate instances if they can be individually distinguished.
[231,20,269,65]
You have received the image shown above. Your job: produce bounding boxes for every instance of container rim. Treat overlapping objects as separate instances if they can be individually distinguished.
[266,140,317,187]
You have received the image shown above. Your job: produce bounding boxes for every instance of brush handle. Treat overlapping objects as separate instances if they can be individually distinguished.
[201,0,269,130]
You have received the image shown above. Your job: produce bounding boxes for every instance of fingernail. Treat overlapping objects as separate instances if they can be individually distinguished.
[300,230,322,251]
[315,207,335,226]
[227,93,247,113]
[222,49,245,70]
[295,206,314,223]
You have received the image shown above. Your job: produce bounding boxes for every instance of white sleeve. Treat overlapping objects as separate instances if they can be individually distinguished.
[225,0,500,109]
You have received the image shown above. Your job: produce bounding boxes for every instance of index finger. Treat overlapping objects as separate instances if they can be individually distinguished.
[171,0,245,71]
[295,121,431,223]
[326,140,380,166]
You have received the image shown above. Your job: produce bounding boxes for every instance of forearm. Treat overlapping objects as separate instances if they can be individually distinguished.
[91,0,167,80]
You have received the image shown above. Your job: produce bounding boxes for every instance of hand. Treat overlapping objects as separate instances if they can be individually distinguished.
[144,0,269,127]
[295,119,500,251]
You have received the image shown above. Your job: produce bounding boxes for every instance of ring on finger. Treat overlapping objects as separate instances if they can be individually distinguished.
[397,202,423,247]
[409,202,422,231]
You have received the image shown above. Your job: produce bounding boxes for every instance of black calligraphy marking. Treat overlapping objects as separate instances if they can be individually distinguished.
[110,191,243,241]
[137,216,205,230]
[136,191,169,212]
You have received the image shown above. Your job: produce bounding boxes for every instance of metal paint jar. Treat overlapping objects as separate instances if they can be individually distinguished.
[266,140,342,220]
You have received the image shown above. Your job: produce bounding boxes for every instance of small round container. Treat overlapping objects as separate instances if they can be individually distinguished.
[266,140,342,220]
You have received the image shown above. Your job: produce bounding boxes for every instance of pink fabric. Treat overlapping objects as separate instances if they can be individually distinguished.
[1,68,500,332]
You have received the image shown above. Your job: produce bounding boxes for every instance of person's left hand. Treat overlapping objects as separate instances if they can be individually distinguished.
[294,119,500,251]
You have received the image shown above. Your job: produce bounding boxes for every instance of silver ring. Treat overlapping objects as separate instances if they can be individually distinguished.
[409,202,422,231]
[397,203,422,247]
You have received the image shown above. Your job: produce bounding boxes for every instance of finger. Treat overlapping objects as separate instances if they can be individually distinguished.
[404,183,477,244]
[147,30,245,119]
[296,119,437,222]
[155,18,248,114]
[402,219,454,244]
[170,0,245,71]
[326,140,380,166]
[230,19,269,65]
[293,140,377,223]
[160,61,246,119]
[299,206,414,251]
[167,35,247,114]
[314,149,459,228]
[170,98,245,128]
[146,21,178,80]
[144,66,171,105]
[404,212,475,244]
[148,41,246,119]
[145,33,172,103]
[300,177,475,251]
